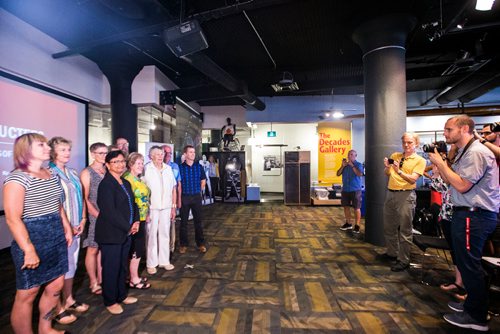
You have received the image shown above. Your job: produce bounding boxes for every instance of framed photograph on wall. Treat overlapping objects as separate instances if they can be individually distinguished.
[263,155,281,176]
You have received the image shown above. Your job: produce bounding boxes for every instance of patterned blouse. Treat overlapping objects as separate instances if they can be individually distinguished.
[123,171,151,221]
[430,176,453,221]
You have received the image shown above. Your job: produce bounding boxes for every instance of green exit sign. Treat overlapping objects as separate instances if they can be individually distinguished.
[267,131,276,137]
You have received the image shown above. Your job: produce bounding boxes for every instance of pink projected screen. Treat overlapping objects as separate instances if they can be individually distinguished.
[0,75,87,211]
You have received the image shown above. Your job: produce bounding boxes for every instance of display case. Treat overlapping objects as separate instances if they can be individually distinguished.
[202,151,246,203]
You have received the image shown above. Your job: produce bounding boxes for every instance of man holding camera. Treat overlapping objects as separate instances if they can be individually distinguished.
[429,115,498,331]
[379,132,426,272]
[474,122,500,161]
[336,150,364,233]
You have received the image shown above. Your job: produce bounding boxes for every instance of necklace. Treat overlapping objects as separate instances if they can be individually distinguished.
[91,163,106,176]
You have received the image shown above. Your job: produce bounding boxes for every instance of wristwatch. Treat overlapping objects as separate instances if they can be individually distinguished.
[480,139,487,144]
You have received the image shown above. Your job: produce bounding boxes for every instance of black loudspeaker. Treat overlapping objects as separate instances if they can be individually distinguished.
[160,90,176,105]
[164,20,209,57]
[284,151,310,205]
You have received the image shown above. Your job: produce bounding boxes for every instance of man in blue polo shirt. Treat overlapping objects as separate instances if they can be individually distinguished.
[178,145,207,254]
[336,150,364,233]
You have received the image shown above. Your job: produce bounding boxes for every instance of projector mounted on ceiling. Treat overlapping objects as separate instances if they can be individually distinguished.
[271,71,299,92]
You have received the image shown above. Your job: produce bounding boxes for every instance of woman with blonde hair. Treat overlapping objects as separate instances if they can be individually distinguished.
[123,152,151,289]
[80,142,108,294]
[48,136,89,324]
[3,133,73,333]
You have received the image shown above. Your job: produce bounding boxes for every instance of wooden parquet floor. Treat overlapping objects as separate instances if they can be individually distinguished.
[1,202,499,333]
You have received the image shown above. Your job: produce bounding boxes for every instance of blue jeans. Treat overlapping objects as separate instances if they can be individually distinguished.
[451,209,497,322]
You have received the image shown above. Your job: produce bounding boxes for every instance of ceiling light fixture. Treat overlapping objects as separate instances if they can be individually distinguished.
[456,18,468,29]
[332,111,345,119]
[475,0,495,10]
[271,71,299,92]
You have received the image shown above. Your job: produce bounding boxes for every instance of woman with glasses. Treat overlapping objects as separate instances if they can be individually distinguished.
[95,150,140,314]
[80,142,108,294]
[3,133,73,334]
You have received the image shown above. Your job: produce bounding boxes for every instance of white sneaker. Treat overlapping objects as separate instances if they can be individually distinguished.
[147,267,157,274]
[160,264,175,271]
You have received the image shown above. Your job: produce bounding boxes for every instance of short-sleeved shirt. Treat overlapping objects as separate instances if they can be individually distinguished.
[387,152,426,191]
[179,162,206,195]
[167,161,181,183]
[4,169,63,218]
[123,171,151,221]
[341,161,364,192]
[451,140,499,212]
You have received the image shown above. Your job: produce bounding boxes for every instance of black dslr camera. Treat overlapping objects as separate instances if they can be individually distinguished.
[490,122,500,132]
[422,141,447,153]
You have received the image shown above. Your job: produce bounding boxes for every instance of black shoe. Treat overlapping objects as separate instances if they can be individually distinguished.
[353,225,360,234]
[375,253,397,262]
[443,312,488,331]
[391,261,409,272]
[448,301,464,312]
[340,223,353,230]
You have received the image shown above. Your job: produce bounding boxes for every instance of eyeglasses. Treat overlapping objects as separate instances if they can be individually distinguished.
[109,160,126,164]
[399,158,405,168]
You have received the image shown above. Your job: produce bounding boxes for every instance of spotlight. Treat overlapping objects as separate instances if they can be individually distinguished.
[428,30,442,42]
[421,21,439,29]
[332,111,344,119]
[456,18,468,30]
[476,0,495,11]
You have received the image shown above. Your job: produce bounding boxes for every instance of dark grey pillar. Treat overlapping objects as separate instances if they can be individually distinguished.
[353,15,416,246]
[99,61,143,153]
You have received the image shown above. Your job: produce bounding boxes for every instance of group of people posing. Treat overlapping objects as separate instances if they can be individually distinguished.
[3,135,207,333]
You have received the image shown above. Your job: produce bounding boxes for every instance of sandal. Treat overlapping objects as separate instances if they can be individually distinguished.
[66,301,89,313]
[129,280,151,290]
[54,310,77,325]
[90,283,102,295]
[440,282,464,292]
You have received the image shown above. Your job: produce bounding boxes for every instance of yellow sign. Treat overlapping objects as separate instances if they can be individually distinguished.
[318,122,351,185]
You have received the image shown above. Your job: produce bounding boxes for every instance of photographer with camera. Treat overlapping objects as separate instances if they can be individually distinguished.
[428,115,498,331]
[377,133,426,272]
[474,122,500,160]
[336,150,364,233]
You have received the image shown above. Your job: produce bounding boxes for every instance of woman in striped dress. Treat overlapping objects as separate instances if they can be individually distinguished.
[3,133,73,334]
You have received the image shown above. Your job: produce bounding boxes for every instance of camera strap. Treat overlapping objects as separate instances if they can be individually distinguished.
[451,137,475,166]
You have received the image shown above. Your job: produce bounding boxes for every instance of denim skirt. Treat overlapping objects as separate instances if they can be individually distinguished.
[11,213,68,290]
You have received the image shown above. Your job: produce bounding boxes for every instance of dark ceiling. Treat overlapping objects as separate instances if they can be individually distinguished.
[2,0,500,111]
